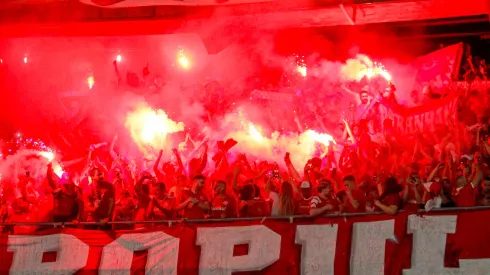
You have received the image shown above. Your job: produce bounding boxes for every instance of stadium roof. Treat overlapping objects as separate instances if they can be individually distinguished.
[0,0,488,37]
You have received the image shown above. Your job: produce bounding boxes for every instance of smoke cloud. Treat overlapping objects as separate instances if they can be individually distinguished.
[0,28,425,176]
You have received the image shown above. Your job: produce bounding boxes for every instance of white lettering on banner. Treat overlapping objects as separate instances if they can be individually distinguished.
[459,259,490,274]
[295,224,338,275]
[394,115,404,132]
[196,225,281,275]
[413,115,423,132]
[99,232,179,275]
[351,220,396,275]
[403,215,458,275]
[8,234,89,275]
[406,116,414,134]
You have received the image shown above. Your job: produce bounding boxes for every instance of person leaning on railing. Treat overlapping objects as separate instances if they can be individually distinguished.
[47,165,84,226]
[373,177,403,215]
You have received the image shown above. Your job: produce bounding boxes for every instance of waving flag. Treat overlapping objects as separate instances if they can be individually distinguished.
[411,42,464,92]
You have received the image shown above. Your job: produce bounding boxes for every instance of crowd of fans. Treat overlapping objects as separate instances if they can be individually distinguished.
[0,55,489,233]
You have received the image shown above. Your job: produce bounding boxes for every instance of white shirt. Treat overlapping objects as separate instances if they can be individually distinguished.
[425,196,442,212]
[269,191,280,216]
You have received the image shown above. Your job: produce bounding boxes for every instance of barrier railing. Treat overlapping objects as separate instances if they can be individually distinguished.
[1,206,488,227]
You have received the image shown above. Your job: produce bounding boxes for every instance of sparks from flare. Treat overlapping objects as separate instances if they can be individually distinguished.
[358,59,392,81]
[295,54,307,78]
[39,151,54,162]
[341,54,392,82]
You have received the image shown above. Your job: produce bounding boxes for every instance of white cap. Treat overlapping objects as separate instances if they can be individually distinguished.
[300,181,311,189]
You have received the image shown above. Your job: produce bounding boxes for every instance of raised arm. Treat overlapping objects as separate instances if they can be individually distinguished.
[113,60,122,86]
[172,148,185,176]
[343,119,357,145]
[153,149,166,182]
[284,152,301,183]
[197,143,208,174]
[94,157,109,179]
[109,135,118,160]
[46,163,58,190]
[427,163,444,182]
[232,167,240,195]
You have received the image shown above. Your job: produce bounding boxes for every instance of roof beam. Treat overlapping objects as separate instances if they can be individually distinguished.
[339,3,355,25]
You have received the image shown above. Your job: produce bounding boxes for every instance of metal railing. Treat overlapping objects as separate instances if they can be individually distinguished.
[0,206,488,228]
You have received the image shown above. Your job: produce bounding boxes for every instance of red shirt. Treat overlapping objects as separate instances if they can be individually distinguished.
[153,196,177,219]
[405,184,426,205]
[310,195,339,213]
[375,193,402,211]
[240,198,270,217]
[297,197,313,215]
[454,184,476,207]
[210,195,237,219]
[345,189,366,213]
[52,186,82,217]
[181,190,209,219]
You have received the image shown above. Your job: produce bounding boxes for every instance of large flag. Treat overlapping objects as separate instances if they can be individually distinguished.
[411,42,464,92]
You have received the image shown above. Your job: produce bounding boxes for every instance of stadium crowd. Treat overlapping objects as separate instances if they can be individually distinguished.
[0,55,489,233]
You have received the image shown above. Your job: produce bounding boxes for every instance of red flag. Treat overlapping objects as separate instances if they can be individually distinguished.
[411,42,464,91]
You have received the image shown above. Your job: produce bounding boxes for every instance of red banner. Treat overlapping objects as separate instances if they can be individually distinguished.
[390,95,458,133]
[411,42,463,92]
[2,209,490,274]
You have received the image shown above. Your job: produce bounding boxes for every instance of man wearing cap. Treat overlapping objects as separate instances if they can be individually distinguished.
[297,181,313,215]
[310,179,339,216]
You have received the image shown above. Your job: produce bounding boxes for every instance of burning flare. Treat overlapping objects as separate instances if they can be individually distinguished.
[303,130,336,147]
[39,151,63,177]
[125,104,185,155]
[177,48,190,69]
[341,54,392,82]
[227,115,336,169]
[87,76,95,89]
[297,65,307,77]
[249,123,264,142]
